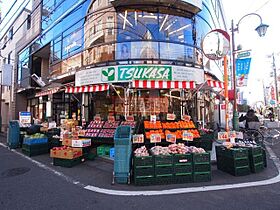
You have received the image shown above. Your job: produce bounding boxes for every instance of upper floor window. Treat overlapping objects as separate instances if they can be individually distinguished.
[8,51,12,64]
[27,15,31,30]
[8,27,13,40]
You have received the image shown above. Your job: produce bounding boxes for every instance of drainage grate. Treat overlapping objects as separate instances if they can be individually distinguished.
[1,167,30,178]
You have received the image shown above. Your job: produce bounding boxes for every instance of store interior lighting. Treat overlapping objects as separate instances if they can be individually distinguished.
[169,24,191,35]
[159,15,169,31]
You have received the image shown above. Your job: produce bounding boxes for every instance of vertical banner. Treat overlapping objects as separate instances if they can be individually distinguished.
[236,58,251,87]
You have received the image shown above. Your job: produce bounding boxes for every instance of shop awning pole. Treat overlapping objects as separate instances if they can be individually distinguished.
[224,56,229,132]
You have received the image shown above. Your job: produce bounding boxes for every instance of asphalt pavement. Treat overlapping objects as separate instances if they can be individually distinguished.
[1,134,280,210]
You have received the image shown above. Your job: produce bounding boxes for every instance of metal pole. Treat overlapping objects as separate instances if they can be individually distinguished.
[272,53,280,120]
[224,56,229,131]
[231,19,239,131]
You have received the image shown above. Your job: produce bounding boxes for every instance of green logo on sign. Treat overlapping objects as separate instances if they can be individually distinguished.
[118,65,172,81]
[102,67,115,82]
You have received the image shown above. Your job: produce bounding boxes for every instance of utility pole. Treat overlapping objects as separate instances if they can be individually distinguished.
[272,53,280,120]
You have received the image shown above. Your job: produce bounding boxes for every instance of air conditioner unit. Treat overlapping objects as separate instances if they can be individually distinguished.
[31,73,46,87]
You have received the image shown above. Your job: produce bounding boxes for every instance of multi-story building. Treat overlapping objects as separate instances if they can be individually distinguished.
[13,0,227,127]
[0,8,31,132]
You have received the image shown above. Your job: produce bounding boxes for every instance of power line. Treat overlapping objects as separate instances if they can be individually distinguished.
[255,0,273,12]
[0,0,18,24]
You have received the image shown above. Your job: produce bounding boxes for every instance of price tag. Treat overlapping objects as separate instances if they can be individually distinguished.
[182,131,193,141]
[150,115,156,123]
[236,131,244,139]
[126,115,134,122]
[167,113,176,121]
[218,132,228,140]
[229,131,236,139]
[133,134,144,144]
[150,134,161,143]
[182,115,191,122]
[94,116,101,121]
[108,116,115,122]
[166,134,176,143]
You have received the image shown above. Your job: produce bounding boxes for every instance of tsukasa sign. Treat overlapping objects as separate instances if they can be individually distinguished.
[75,65,204,86]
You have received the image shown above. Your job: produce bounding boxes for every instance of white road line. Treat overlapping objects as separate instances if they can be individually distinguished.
[1,142,280,196]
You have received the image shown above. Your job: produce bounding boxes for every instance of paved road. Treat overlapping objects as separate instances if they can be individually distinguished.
[1,141,280,210]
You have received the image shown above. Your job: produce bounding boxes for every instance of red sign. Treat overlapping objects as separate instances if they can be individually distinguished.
[126,116,134,122]
[182,115,191,122]
[150,134,161,143]
[167,113,176,121]
[271,86,276,100]
[166,134,176,143]
[221,104,226,110]
[182,131,193,141]
[133,134,144,144]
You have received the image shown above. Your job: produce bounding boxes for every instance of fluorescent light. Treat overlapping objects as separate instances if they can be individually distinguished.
[159,15,169,31]
[143,15,157,19]
[123,10,127,29]
[169,24,191,35]
[134,11,137,25]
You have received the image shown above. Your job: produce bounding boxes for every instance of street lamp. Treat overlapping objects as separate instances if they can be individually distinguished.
[231,13,269,131]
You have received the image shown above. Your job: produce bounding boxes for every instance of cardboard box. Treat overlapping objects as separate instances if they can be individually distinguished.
[62,139,73,146]
[50,148,82,159]
[71,139,91,148]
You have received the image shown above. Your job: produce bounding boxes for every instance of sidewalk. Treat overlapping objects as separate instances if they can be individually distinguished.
[1,135,279,191]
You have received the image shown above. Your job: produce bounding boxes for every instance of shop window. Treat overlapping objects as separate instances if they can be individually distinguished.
[27,15,31,30]
[107,16,114,36]
[8,27,13,40]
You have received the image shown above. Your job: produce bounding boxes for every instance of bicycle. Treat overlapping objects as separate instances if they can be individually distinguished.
[259,126,280,146]
[239,127,264,146]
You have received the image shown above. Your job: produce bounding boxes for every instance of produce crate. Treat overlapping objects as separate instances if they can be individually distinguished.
[174,164,192,174]
[250,162,265,173]
[200,133,214,141]
[134,176,155,186]
[193,163,211,172]
[173,173,193,184]
[248,146,263,156]
[53,157,81,168]
[23,137,48,145]
[216,146,249,159]
[155,174,173,185]
[193,172,211,182]
[262,148,267,167]
[200,140,213,151]
[155,165,173,176]
[105,146,112,155]
[22,143,49,157]
[249,154,263,165]
[97,146,106,156]
[173,154,192,164]
[154,155,173,166]
[134,166,154,177]
[134,156,154,167]
[192,153,210,163]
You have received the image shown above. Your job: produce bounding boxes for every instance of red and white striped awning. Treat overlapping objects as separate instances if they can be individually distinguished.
[132,80,196,89]
[207,80,224,89]
[65,84,109,93]
[35,87,60,97]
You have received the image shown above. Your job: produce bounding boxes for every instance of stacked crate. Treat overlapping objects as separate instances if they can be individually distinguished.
[133,156,154,186]
[154,155,173,184]
[173,154,193,183]
[192,152,211,182]
[248,146,265,173]
[22,137,49,157]
[216,146,250,176]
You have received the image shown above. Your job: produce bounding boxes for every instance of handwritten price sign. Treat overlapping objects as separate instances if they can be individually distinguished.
[150,134,161,143]
[182,131,193,141]
[182,115,191,122]
[150,115,156,123]
[166,134,176,143]
[167,113,176,121]
[229,131,236,139]
[133,134,144,144]
[218,132,228,140]
[235,131,244,139]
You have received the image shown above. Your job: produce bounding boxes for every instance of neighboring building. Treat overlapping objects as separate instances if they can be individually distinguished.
[0,8,31,132]
[13,0,227,127]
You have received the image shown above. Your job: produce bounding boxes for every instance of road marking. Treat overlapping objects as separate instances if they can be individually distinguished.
[1,142,280,196]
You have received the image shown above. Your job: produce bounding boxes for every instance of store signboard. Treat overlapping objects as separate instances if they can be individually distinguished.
[167,113,176,121]
[75,65,204,86]
[150,134,161,143]
[19,112,31,124]
[166,134,176,143]
[218,132,228,140]
[182,131,193,141]
[133,134,144,144]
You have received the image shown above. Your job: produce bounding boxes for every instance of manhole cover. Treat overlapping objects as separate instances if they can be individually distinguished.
[1,167,30,178]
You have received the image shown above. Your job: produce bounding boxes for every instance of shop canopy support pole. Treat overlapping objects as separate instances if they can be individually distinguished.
[224,56,229,132]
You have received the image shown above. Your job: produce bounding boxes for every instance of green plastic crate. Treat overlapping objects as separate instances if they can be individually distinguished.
[155,165,173,176]
[192,153,210,163]
[97,146,106,156]
[134,176,155,186]
[173,173,193,184]
[105,146,112,155]
[174,163,192,174]
[250,162,265,173]
[193,163,211,172]
[155,174,173,185]
[250,154,263,165]
[193,172,211,182]
[22,143,49,157]
[53,157,81,168]
[173,154,192,164]
[262,149,267,167]
[216,146,249,159]
[200,140,213,151]
[134,156,154,167]
[154,155,173,166]
[134,166,154,177]
[248,146,263,156]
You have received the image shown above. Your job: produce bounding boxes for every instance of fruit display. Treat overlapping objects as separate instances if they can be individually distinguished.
[144,121,162,129]
[134,146,149,157]
[103,121,120,129]
[185,129,200,138]
[165,130,182,139]
[50,146,83,159]
[150,146,170,156]
[87,120,104,129]
[168,143,187,154]
[147,144,206,155]
[121,121,136,128]
[145,129,165,139]
[85,129,101,137]
[24,133,46,139]
[98,129,115,138]
[179,120,196,129]
[162,122,180,129]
